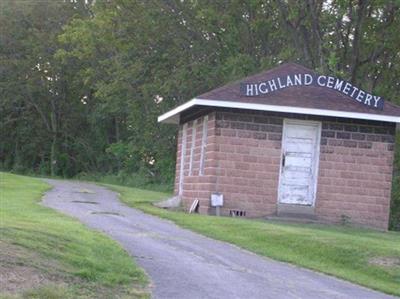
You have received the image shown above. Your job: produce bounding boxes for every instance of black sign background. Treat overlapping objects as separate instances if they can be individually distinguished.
[240,73,384,110]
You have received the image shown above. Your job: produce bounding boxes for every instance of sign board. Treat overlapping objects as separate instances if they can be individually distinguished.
[240,73,384,110]
[211,193,223,207]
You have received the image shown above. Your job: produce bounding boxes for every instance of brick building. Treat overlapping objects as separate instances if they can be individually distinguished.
[158,63,400,229]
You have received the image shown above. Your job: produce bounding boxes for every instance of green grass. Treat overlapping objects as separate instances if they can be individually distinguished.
[0,172,148,299]
[104,183,400,297]
[2,172,399,297]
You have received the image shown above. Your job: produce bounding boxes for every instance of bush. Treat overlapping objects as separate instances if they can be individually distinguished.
[75,171,173,193]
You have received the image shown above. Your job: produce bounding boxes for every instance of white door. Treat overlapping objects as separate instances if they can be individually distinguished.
[278,120,321,206]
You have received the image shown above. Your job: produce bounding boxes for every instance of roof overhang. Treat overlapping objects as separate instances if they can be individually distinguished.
[158,98,400,124]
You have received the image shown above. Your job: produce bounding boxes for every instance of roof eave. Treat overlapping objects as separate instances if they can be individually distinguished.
[158,98,400,124]
[157,99,197,124]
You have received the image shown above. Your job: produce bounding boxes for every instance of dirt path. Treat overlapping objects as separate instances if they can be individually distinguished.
[42,179,396,299]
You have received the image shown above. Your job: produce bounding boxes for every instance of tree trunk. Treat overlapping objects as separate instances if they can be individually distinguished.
[115,117,121,172]
[276,0,313,67]
[50,132,57,177]
[350,0,368,83]
[115,117,120,142]
[50,100,58,177]
[14,137,20,170]
[307,0,326,71]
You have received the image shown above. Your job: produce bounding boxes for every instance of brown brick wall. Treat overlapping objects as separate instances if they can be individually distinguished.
[316,119,395,229]
[174,108,396,229]
[213,110,283,217]
[175,113,219,214]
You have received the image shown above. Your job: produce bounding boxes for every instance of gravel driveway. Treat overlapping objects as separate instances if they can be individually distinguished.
[42,179,396,299]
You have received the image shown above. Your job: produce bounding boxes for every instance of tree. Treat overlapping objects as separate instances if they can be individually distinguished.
[1,0,94,176]
[1,1,399,218]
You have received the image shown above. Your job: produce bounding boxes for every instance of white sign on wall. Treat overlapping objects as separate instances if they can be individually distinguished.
[211,193,223,207]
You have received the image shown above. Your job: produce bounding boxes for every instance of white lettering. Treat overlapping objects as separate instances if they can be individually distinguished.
[343,83,351,95]
[364,94,372,106]
[242,76,383,109]
[304,74,313,85]
[334,79,344,91]
[277,77,286,89]
[356,90,365,102]
[317,75,326,86]
[350,86,359,97]
[373,96,381,108]
[286,75,293,87]
[254,84,259,96]
[268,79,277,91]
[246,84,254,96]
[258,82,268,94]
[326,76,335,88]
[294,74,302,85]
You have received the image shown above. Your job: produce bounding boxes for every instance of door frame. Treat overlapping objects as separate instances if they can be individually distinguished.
[277,118,322,207]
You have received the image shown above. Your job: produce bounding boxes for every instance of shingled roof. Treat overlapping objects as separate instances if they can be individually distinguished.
[158,63,400,124]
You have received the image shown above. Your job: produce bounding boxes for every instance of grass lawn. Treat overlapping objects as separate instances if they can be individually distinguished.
[0,172,148,299]
[105,183,400,297]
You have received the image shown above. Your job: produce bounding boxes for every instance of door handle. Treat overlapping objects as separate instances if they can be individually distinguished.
[282,153,286,168]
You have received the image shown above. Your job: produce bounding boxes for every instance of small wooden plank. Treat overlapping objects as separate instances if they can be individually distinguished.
[189,199,199,214]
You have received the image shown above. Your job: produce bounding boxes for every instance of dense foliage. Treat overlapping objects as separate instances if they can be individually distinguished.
[0,0,399,227]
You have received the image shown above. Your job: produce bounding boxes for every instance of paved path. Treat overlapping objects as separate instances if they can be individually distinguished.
[42,180,396,299]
